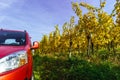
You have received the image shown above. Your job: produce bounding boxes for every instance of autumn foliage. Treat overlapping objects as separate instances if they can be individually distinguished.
[36,0,120,58]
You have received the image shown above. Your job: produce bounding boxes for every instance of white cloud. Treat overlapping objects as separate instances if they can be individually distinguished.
[0,0,18,10]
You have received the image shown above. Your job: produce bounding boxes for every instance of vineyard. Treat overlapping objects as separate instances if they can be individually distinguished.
[34,0,120,80]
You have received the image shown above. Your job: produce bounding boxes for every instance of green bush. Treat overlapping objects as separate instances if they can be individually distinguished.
[98,49,109,60]
[33,55,120,80]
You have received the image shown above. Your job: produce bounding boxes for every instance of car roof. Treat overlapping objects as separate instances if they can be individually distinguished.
[0,29,26,33]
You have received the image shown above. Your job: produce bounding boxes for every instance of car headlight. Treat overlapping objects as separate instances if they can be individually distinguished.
[0,50,28,73]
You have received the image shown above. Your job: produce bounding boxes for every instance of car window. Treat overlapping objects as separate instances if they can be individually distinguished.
[5,39,18,44]
[0,31,26,46]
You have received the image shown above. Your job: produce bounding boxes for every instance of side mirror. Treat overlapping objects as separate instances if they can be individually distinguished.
[31,41,39,49]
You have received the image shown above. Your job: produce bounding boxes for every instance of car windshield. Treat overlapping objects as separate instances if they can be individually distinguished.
[0,30,26,46]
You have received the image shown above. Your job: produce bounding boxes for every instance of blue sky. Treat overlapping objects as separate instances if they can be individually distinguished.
[0,0,115,41]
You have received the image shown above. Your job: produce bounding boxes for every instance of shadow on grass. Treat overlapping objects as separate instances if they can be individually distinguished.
[33,55,120,80]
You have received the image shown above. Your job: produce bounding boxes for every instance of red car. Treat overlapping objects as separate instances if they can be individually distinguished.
[0,29,39,80]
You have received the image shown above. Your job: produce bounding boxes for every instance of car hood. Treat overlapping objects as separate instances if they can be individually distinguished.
[0,46,25,58]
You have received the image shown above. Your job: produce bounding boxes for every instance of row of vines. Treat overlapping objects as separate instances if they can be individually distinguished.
[36,0,120,60]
